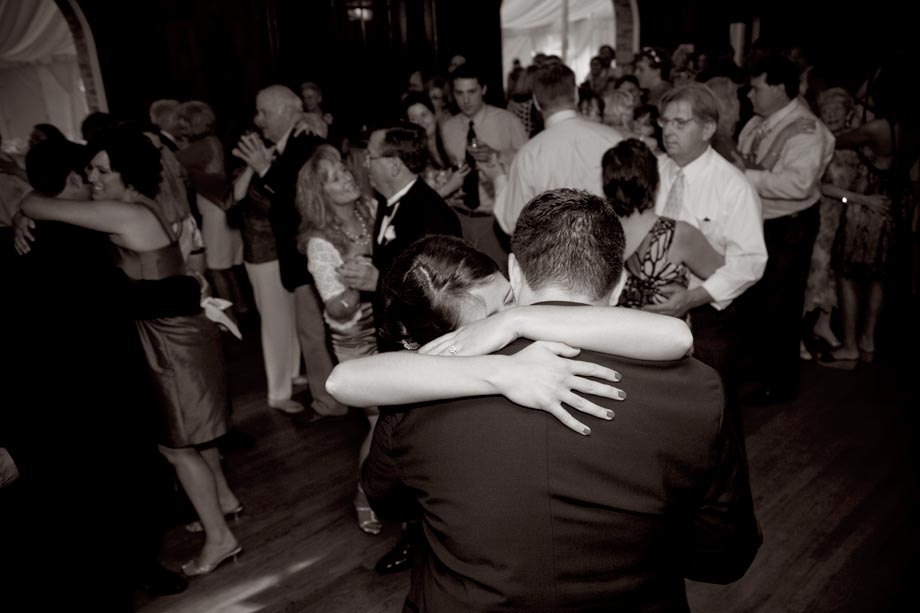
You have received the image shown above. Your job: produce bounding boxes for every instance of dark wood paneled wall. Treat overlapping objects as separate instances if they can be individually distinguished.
[75,0,504,144]
[75,0,914,143]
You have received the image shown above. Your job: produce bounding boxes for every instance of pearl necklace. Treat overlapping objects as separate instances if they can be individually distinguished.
[336,203,370,245]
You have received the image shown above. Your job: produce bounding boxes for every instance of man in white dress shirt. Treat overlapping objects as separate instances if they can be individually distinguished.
[736,53,834,407]
[441,64,527,271]
[485,62,623,235]
[648,83,767,407]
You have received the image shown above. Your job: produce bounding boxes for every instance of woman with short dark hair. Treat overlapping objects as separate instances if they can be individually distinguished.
[602,138,724,309]
[18,126,242,577]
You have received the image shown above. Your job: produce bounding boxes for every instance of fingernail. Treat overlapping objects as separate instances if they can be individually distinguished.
[582,426,591,436]
[613,372,622,382]
[617,391,626,401]
[605,410,614,419]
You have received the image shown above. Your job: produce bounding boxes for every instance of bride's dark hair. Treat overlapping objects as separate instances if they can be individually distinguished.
[382,235,500,347]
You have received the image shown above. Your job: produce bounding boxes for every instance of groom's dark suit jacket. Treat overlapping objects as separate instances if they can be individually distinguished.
[363,302,762,612]
[251,129,324,291]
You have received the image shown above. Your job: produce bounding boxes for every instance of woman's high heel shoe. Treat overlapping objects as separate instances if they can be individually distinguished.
[185,505,243,533]
[181,544,242,577]
[355,487,382,535]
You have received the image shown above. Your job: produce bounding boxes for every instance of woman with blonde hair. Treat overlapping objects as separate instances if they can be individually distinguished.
[295,144,381,534]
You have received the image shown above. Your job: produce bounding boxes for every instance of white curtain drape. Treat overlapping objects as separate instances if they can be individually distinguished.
[500,0,616,96]
[0,0,88,149]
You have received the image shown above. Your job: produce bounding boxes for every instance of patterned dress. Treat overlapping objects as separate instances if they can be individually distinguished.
[803,149,859,313]
[832,143,894,278]
[618,217,689,308]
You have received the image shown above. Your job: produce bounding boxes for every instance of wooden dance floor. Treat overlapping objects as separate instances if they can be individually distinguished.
[135,318,916,613]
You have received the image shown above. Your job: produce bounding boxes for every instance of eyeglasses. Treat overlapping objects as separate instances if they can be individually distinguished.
[363,151,388,167]
[657,116,697,130]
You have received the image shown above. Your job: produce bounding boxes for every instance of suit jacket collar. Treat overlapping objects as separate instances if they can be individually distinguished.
[386,177,418,207]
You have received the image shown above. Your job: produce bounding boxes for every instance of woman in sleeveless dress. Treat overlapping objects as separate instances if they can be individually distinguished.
[602,139,723,312]
[296,145,382,535]
[19,127,241,576]
[821,78,897,366]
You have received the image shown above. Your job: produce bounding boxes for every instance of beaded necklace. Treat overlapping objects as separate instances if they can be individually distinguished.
[335,202,371,246]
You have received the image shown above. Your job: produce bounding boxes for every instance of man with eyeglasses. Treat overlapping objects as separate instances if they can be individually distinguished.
[649,83,767,410]
[340,121,461,576]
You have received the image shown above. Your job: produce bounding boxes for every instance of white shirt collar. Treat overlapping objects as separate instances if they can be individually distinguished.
[679,145,715,182]
[274,126,294,155]
[386,177,418,207]
[760,98,798,133]
[545,109,578,128]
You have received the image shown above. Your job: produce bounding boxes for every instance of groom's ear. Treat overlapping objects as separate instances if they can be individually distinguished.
[508,253,523,299]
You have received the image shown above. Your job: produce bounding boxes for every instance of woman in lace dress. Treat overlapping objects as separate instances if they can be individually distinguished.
[296,144,381,535]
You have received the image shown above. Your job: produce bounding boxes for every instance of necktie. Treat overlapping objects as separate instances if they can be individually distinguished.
[662,169,684,219]
[746,122,769,164]
[462,120,481,210]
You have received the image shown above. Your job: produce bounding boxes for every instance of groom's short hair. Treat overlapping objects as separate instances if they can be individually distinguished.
[511,188,625,302]
[26,138,88,196]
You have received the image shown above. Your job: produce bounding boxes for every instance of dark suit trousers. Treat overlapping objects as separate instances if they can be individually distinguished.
[744,204,820,391]
[690,303,741,406]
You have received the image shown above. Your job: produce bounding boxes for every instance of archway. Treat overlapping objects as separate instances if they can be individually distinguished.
[499,0,639,93]
[0,0,105,147]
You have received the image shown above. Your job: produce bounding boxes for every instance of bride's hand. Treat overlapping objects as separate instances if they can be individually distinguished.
[491,341,624,436]
[420,309,518,356]
[12,209,37,255]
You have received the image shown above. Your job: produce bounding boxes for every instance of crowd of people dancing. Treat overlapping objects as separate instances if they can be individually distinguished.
[1,34,917,612]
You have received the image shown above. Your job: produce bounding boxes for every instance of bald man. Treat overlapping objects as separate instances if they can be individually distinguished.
[232,85,345,418]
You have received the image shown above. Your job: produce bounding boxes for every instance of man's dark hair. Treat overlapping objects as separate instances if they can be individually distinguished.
[533,63,577,110]
[450,63,485,87]
[80,111,119,142]
[747,52,800,100]
[378,121,429,175]
[511,188,625,302]
[26,139,88,196]
[87,127,162,199]
[31,123,66,143]
[602,139,660,217]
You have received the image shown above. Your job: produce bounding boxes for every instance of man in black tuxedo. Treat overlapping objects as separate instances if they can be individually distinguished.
[363,189,762,612]
[339,121,460,575]
[1,139,203,609]
[232,85,345,417]
[340,121,461,297]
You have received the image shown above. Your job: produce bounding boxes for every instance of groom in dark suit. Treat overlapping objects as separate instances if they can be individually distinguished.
[363,189,762,612]
[339,121,460,575]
